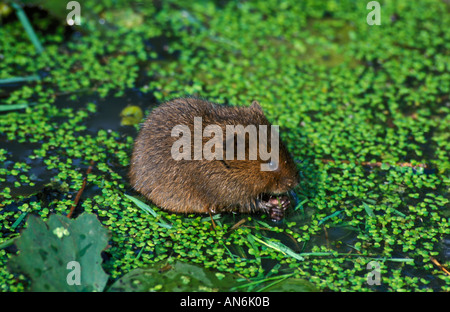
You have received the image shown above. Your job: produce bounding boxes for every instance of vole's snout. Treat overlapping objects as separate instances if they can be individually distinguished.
[281,176,299,190]
[272,176,299,194]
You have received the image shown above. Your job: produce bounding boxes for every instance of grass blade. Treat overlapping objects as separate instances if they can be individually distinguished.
[231,273,294,291]
[11,211,28,231]
[11,3,44,54]
[124,194,158,218]
[255,219,272,229]
[362,202,375,217]
[156,222,173,229]
[318,210,343,225]
[294,198,309,212]
[124,194,173,229]
[0,103,29,112]
[246,234,262,265]
[0,237,17,250]
[388,207,406,218]
[0,75,40,85]
[250,234,305,261]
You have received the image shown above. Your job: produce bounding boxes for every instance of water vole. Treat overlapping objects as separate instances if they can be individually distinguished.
[129,98,299,221]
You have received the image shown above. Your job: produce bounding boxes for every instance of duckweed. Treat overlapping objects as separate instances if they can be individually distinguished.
[1,0,449,292]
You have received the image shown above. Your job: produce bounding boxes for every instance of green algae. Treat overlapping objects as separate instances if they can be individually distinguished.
[0,0,449,292]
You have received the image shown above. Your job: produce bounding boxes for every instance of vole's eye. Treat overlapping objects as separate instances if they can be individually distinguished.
[268,160,279,171]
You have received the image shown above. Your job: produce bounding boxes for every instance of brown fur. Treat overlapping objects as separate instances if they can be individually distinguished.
[129,97,299,215]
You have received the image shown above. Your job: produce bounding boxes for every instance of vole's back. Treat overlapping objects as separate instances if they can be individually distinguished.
[129,98,299,215]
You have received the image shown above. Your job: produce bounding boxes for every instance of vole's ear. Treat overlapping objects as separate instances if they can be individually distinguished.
[250,100,263,113]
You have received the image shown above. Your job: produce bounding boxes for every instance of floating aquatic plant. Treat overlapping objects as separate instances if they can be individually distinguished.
[0,0,449,292]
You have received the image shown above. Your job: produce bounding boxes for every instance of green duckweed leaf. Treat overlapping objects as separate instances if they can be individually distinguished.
[120,105,143,126]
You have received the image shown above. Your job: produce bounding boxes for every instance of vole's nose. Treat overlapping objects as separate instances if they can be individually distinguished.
[281,176,299,189]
